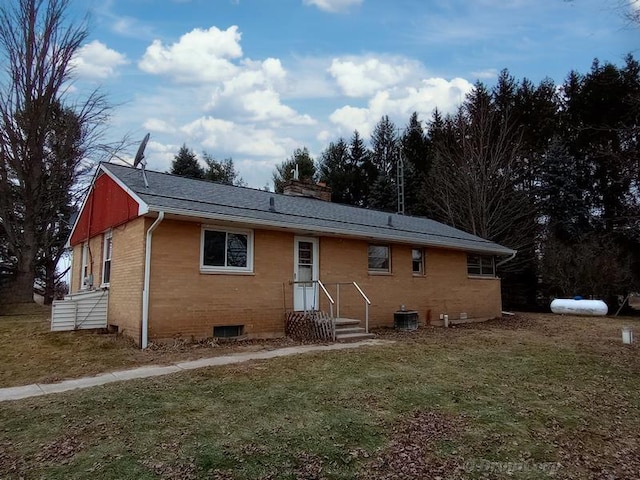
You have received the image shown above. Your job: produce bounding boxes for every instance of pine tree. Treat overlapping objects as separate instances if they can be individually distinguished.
[272,147,317,193]
[318,138,353,204]
[369,116,399,211]
[370,115,398,176]
[203,153,245,186]
[170,145,204,179]
[401,112,430,215]
[349,130,374,207]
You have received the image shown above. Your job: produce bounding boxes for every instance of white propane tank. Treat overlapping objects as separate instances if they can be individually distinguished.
[550,298,608,316]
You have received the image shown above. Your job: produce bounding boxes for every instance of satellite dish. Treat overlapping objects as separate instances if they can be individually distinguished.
[133,133,150,168]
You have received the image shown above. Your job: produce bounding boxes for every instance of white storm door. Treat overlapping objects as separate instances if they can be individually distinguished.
[293,237,319,311]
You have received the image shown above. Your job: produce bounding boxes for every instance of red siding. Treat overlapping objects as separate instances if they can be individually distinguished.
[70,172,141,246]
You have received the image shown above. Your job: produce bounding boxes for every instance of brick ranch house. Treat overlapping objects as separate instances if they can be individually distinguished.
[62,163,516,347]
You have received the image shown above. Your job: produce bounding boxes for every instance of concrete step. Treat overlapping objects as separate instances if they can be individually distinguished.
[334,326,366,335]
[335,332,376,342]
[334,318,362,327]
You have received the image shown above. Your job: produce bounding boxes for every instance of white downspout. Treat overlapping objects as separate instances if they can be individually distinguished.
[142,211,164,349]
[496,251,517,268]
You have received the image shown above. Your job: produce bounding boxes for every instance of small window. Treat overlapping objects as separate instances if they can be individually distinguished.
[412,248,424,275]
[368,245,390,273]
[80,241,90,289]
[214,325,244,338]
[201,227,253,273]
[467,254,495,277]
[102,231,113,285]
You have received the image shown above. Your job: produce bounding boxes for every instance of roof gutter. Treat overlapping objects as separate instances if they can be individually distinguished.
[141,211,164,349]
[146,206,515,257]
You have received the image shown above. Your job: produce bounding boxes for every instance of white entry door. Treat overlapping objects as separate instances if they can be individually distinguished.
[293,236,319,311]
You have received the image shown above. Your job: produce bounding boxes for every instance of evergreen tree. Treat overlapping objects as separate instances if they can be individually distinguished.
[318,138,354,204]
[171,144,204,179]
[348,130,374,207]
[272,147,317,193]
[370,115,398,176]
[401,112,430,215]
[203,153,245,186]
[540,138,590,241]
[369,116,399,211]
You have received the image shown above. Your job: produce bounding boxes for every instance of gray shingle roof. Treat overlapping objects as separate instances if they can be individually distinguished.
[102,163,515,256]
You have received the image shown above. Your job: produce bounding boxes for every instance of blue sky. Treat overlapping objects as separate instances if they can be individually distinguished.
[67,0,639,188]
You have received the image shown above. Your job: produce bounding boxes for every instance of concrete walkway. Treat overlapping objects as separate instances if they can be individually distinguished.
[0,339,390,403]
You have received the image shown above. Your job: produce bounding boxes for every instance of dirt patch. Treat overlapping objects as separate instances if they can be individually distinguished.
[358,410,466,479]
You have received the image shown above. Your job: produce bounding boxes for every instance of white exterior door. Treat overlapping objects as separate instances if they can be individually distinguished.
[293,236,319,311]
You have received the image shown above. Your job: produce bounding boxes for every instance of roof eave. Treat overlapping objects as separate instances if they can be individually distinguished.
[144,205,515,256]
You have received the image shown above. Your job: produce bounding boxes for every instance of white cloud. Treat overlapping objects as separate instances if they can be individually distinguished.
[328,56,418,97]
[205,57,315,125]
[71,40,128,79]
[471,68,499,80]
[143,118,177,134]
[302,0,362,13]
[329,77,473,137]
[180,116,291,158]
[139,26,242,83]
[329,105,371,136]
[138,27,313,125]
[241,89,315,125]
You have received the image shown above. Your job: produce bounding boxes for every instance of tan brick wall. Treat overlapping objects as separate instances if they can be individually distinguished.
[145,219,502,342]
[69,219,146,344]
[318,237,502,327]
[147,220,294,342]
[107,217,146,344]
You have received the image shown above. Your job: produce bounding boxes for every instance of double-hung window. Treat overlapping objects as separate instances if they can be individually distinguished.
[412,248,424,275]
[467,254,495,277]
[201,227,253,273]
[102,230,113,286]
[368,245,390,273]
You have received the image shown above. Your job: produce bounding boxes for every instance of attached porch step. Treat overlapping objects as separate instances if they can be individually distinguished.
[334,317,375,342]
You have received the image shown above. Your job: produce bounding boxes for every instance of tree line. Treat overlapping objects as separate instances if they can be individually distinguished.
[271,57,640,310]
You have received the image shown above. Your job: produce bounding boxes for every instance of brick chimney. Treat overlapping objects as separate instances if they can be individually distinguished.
[283,179,332,202]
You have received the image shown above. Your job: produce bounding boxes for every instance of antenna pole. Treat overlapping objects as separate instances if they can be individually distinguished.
[397,148,405,215]
[141,159,149,188]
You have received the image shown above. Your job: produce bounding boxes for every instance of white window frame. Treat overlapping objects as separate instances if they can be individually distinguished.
[467,254,495,277]
[200,226,254,274]
[80,241,89,289]
[101,230,113,286]
[368,244,391,273]
[412,248,425,276]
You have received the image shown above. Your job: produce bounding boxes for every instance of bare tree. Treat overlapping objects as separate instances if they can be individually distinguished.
[0,0,110,303]
[427,89,536,261]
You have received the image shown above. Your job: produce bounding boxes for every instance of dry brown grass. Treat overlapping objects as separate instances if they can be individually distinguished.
[0,310,639,479]
[0,305,298,388]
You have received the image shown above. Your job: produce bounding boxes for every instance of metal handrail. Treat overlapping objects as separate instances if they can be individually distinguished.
[320,281,371,334]
[352,281,371,305]
[317,280,335,305]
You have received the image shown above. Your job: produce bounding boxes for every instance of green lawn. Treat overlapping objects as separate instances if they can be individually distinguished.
[1,313,639,479]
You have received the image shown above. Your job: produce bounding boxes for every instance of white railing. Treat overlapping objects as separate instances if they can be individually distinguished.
[322,281,371,333]
[290,280,371,334]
